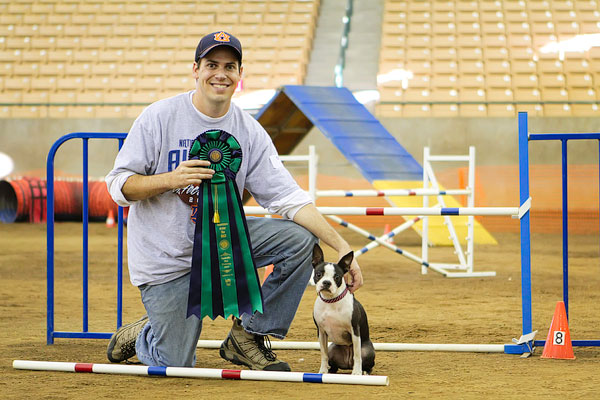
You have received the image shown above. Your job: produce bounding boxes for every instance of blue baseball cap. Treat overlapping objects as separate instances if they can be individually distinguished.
[195,31,242,64]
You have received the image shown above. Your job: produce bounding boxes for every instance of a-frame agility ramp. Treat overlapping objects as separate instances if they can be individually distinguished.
[255,85,496,246]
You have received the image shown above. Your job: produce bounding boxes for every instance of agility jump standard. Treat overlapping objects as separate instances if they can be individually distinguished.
[421,147,480,277]
[518,112,600,349]
[12,360,389,386]
[315,146,486,277]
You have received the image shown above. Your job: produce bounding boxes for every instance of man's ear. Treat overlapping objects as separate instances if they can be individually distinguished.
[192,61,200,79]
[338,251,354,273]
[312,244,324,268]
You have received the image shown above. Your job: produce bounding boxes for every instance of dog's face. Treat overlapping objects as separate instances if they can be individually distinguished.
[311,244,353,296]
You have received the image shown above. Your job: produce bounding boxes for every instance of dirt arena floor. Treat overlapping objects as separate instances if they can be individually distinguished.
[1,221,599,399]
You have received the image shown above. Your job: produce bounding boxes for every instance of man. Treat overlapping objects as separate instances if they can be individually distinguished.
[105,31,362,371]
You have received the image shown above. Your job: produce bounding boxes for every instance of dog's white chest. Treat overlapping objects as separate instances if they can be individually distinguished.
[314,296,354,345]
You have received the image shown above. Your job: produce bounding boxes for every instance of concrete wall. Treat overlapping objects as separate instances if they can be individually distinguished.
[0,118,133,178]
[379,116,600,167]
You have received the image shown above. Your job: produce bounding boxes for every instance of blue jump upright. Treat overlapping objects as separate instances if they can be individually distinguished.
[517,111,600,350]
[46,132,126,344]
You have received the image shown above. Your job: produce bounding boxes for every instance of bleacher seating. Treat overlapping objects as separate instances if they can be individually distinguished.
[0,0,319,118]
[377,0,600,117]
[3,0,599,119]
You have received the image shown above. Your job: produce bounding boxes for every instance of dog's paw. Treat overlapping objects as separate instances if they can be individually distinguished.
[318,362,329,374]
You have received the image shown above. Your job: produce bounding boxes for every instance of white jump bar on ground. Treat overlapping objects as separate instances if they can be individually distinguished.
[244,206,519,217]
[13,360,389,386]
[197,340,505,353]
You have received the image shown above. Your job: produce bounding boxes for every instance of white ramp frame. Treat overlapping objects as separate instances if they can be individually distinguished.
[278,145,318,201]
[421,146,495,278]
[277,145,498,278]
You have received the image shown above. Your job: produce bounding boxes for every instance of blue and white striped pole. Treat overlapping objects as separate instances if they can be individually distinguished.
[326,214,427,264]
[13,360,389,386]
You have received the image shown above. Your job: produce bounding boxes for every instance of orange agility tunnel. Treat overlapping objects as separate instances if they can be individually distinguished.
[0,177,121,224]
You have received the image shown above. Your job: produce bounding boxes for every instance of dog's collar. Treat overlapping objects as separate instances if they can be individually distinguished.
[319,287,349,303]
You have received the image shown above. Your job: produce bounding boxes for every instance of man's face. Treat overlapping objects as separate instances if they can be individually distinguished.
[193,47,242,106]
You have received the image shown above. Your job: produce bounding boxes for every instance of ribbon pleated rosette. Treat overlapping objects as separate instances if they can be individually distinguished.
[186,129,263,320]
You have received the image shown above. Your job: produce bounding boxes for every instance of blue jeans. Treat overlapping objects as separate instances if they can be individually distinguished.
[135,217,317,367]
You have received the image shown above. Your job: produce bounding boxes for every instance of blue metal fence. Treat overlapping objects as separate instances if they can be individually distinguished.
[46,132,126,344]
[517,112,600,349]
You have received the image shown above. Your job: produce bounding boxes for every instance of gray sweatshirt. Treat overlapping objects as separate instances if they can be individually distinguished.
[105,91,312,286]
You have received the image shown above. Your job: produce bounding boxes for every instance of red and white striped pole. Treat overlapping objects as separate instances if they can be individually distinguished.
[13,360,389,386]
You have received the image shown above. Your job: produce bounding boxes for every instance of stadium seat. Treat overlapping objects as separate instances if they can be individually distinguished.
[431,103,459,117]
[2,0,600,118]
[488,104,516,117]
[378,0,600,117]
[459,104,487,117]
[376,103,403,118]
[0,0,320,118]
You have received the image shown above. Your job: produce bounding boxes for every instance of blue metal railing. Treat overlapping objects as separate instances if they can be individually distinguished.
[517,112,600,350]
[46,132,126,344]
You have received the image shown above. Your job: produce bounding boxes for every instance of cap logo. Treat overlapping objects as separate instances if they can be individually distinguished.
[213,31,230,43]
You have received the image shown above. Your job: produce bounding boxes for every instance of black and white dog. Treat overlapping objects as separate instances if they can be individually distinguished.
[311,244,375,375]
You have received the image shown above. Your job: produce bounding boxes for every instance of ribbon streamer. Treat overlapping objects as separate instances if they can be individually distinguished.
[187,129,263,320]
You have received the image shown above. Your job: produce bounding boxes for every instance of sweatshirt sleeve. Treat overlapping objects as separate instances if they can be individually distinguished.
[243,124,312,220]
[105,110,160,207]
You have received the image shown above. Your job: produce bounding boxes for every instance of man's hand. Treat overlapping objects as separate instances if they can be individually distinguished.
[122,160,215,202]
[344,253,363,293]
[171,159,215,189]
[291,204,364,293]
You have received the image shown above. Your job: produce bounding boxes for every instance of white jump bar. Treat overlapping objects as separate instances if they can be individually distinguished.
[197,340,505,353]
[244,206,519,217]
[315,189,471,197]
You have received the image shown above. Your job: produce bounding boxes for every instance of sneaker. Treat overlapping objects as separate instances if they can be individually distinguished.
[219,318,291,371]
[107,315,149,363]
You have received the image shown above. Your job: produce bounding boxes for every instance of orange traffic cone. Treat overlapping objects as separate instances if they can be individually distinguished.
[541,301,575,359]
[106,209,115,228]
[384,224,393,244]
[261,264,274,285]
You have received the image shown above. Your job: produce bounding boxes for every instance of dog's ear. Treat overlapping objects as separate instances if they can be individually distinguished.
[338,251,354,273]
[312,243,324,268]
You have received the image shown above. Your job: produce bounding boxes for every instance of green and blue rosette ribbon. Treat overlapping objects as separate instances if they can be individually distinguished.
[186,129,263,320]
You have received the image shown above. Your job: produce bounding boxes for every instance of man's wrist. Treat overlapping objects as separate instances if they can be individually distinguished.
[336,242,352,254]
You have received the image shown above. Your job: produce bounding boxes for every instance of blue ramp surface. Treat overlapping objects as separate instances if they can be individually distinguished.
[254,86,497,246]
[255,86,422,182]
